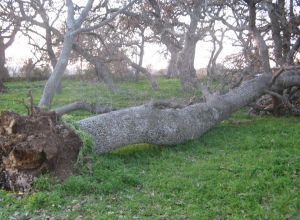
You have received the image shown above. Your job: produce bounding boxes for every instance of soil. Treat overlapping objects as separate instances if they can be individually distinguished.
[0,110,82,192]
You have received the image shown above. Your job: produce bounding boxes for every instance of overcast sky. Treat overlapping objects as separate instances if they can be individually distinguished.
[6,33,239,72]
[5,0,241,72]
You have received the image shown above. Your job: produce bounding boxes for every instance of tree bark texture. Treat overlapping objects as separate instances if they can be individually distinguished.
[78,73,274,154]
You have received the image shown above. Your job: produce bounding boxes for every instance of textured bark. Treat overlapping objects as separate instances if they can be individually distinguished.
[78,73,273,154]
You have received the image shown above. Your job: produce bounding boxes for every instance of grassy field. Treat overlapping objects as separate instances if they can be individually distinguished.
[1,79,300,219]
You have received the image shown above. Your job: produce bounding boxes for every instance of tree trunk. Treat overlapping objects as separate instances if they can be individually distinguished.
[177,18,199,92]
[45,29,62,94]
[286,37,300,64]
[278,0,291,61]
[167,51,179,78]
[177,37,199,92]
[267,2,284,66]
[0,36,10,81]
[72,44,118,94]
[39,33,75,107]
[127,59,159,90]
[207,36,217,76]
[78,74,273,154]
[134,29,145,81]
[95,61,118,94]
[248,0,271,73]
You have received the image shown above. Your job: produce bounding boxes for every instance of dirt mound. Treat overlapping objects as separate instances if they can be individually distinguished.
[0,110,82,192]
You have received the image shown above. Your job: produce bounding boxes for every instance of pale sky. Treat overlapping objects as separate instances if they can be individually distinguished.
[6,33,239,72]
[5,1,240,73]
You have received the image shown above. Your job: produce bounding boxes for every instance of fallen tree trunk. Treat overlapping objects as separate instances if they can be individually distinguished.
[78,74,273,153]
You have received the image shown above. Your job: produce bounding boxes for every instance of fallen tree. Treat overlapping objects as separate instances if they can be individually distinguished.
[3,0,300,194]
[77,70,300,154]
[1,69,299,192]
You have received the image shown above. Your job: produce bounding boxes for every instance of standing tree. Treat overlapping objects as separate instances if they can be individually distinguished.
[0,1,20,91]
[38,0,138,108]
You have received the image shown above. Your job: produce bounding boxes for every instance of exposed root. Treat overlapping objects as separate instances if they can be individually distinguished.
[249,89,300,116]
[0,110,82,193]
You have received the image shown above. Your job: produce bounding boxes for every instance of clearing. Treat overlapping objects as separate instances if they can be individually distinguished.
[0,79,300,219]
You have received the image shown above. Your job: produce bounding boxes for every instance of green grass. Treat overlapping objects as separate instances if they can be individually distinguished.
[1,79,300,219]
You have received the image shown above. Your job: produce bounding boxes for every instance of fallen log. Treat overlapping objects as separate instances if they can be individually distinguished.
[78,70,300,153]
[78,74,273,153]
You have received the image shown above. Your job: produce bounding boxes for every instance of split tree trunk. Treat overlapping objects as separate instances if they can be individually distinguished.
[78,74,272,154]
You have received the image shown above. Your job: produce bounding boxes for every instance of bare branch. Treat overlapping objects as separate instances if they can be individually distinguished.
[54,101,116,115]
[74,0,139,34]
